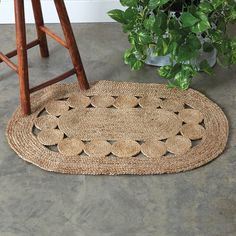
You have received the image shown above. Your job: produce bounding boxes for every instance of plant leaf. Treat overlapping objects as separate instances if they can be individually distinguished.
[148,0,170,10]
[108,9,126,24]
[180,12,200,28]
[120,0,138,7]
[199,59,213,75]
[144,15,156,30]
[203,42,214,52]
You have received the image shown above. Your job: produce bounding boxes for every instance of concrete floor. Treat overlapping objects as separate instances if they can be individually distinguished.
[0,23,236,236]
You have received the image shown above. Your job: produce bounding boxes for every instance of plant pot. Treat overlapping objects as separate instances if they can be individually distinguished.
[145,46,217,70]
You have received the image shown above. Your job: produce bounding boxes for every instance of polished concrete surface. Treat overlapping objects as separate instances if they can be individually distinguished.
[0,23,236,236]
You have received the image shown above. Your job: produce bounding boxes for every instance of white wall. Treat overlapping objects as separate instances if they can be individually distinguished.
[0,0,123,23]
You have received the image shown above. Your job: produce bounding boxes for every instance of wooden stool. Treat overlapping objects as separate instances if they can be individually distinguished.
[0,0,89,115]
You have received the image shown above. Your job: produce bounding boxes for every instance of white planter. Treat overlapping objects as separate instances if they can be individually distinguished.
[145,46,217,69]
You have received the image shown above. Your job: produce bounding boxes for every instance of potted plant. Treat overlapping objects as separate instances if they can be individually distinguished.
[108,0,236,89]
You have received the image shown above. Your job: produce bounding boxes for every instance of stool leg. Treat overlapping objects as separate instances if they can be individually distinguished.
[31,0,49,58]
[53,0,89,90]
[14,0,31,115]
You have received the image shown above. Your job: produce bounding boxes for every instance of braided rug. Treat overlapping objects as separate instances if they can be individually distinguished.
[6,81,229,175]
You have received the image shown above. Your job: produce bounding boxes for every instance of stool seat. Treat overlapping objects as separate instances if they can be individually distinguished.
[0,0,89,115]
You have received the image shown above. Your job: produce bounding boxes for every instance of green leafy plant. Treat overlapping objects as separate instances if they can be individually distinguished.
[108,0,236,89]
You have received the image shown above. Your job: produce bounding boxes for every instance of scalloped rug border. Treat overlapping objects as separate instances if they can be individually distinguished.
[5,80,229,175]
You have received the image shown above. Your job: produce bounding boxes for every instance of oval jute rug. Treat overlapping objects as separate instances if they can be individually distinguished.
[6,81,229,175]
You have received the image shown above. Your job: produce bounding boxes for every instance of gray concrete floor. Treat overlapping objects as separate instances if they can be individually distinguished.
[0,23,236,236]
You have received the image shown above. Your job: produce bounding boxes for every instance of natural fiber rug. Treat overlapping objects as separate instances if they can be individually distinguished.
[6,81,228,175]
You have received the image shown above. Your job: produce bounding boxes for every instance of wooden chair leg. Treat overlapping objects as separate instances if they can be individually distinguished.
[53,0,89,90]
[14,0,31,115]
[31,0,49,58]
